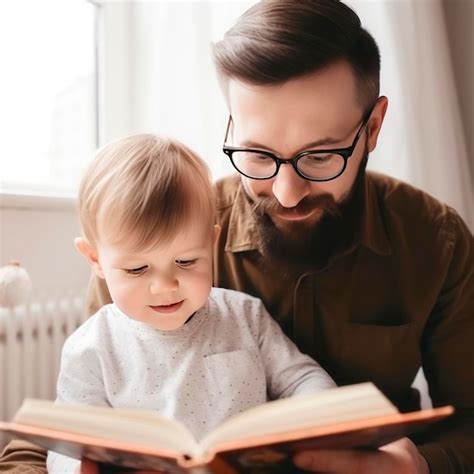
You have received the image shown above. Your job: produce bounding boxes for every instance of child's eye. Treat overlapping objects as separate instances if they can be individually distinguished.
[176,259,197,268]
[124,266,148,275]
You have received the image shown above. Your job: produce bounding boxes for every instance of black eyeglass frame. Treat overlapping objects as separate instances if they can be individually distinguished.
[222,105,375,182]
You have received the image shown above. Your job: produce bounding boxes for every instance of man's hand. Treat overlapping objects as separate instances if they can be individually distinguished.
[293,438,430,473]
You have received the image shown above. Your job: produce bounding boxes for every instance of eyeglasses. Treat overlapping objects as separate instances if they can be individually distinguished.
[222,107,374,182]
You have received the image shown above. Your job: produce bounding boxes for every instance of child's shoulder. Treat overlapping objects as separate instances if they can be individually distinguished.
[58,304,126,372]
[64,304,123,348]
[208,287,268,326]
[209,287,264,307]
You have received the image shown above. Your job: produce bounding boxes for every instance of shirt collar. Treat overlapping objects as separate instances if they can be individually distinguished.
[224,172,392,257]
[224,180,259,252]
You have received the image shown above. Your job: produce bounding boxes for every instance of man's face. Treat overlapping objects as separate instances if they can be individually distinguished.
[227,61,387,244]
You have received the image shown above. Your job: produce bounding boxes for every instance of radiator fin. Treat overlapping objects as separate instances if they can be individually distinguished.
[0,295,86,449]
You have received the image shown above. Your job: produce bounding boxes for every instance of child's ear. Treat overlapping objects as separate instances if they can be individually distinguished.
[74,237,105,279]
[213,225,221,243]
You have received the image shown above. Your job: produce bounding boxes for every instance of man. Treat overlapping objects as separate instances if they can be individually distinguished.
[2,1,473,473]
[209,3,473,473]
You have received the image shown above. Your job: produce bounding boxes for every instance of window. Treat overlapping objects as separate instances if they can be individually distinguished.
[0,0,97,197]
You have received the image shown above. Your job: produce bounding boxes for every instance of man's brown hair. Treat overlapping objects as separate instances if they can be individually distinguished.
[212,0,380,110]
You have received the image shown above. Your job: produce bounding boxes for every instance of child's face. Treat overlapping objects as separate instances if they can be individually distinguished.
[92,221,215,331]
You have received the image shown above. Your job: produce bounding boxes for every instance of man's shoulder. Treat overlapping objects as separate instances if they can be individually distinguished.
[368,171,461,237]
[370,171,443,208]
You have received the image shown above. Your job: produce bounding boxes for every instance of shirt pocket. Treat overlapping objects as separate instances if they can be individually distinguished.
[204,349,267,418]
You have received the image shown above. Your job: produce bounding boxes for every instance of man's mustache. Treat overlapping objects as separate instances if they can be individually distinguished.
[251,193,343,219]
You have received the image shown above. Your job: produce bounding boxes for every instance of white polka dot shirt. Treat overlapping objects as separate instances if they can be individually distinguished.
[47,288,335,472]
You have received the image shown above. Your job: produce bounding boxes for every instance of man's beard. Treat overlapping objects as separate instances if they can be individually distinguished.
[246,152,369,272]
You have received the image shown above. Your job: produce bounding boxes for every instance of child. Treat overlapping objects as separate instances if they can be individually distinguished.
[47,134,335,472]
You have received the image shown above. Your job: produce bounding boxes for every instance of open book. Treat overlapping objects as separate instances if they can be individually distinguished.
[0,383,453,473]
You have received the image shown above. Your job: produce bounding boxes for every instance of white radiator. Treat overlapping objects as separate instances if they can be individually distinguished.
[0,294,87,449]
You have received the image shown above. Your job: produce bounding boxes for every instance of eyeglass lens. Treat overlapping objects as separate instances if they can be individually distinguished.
[231,151,345,180]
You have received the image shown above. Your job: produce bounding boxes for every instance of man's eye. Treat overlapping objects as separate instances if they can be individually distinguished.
[176,259,197,268]
[124,266,148,275]
[247,152,272,162]
[300,153,341,169]
[306,153,333,163]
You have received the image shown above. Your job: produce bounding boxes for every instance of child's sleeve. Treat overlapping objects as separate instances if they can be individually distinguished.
[47,451,80,473]
[54,317,108,406]
[47,317,109,472]
[255,300,336,399]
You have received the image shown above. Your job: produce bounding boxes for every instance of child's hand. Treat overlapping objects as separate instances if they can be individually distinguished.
[76,458,99,474]
[75,459,161,473]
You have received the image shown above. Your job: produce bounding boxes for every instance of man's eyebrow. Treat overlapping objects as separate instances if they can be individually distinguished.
[241,136,343,151]
[240,127,358,154]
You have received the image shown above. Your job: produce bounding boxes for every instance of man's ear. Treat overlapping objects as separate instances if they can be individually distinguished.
[74,237,105,279]
[367,95,388,153]
[213,225,221,244]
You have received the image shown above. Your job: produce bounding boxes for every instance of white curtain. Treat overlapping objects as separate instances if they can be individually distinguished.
[348,0,473,229]
[100,1,254,180]
[101,0,473,230]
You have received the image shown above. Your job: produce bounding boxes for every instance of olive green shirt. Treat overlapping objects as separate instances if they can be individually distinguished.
[2,172,473,473]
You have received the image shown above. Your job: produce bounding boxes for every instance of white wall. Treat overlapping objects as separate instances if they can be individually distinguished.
[0,195,90,301]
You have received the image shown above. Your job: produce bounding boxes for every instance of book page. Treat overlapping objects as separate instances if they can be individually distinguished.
[200,383,397,454]
[14,400,200,457]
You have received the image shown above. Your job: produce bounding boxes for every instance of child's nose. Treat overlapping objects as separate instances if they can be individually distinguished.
[149,274,179,294]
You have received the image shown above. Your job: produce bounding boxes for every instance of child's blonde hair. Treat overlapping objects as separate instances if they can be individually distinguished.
[78,134,215,251]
